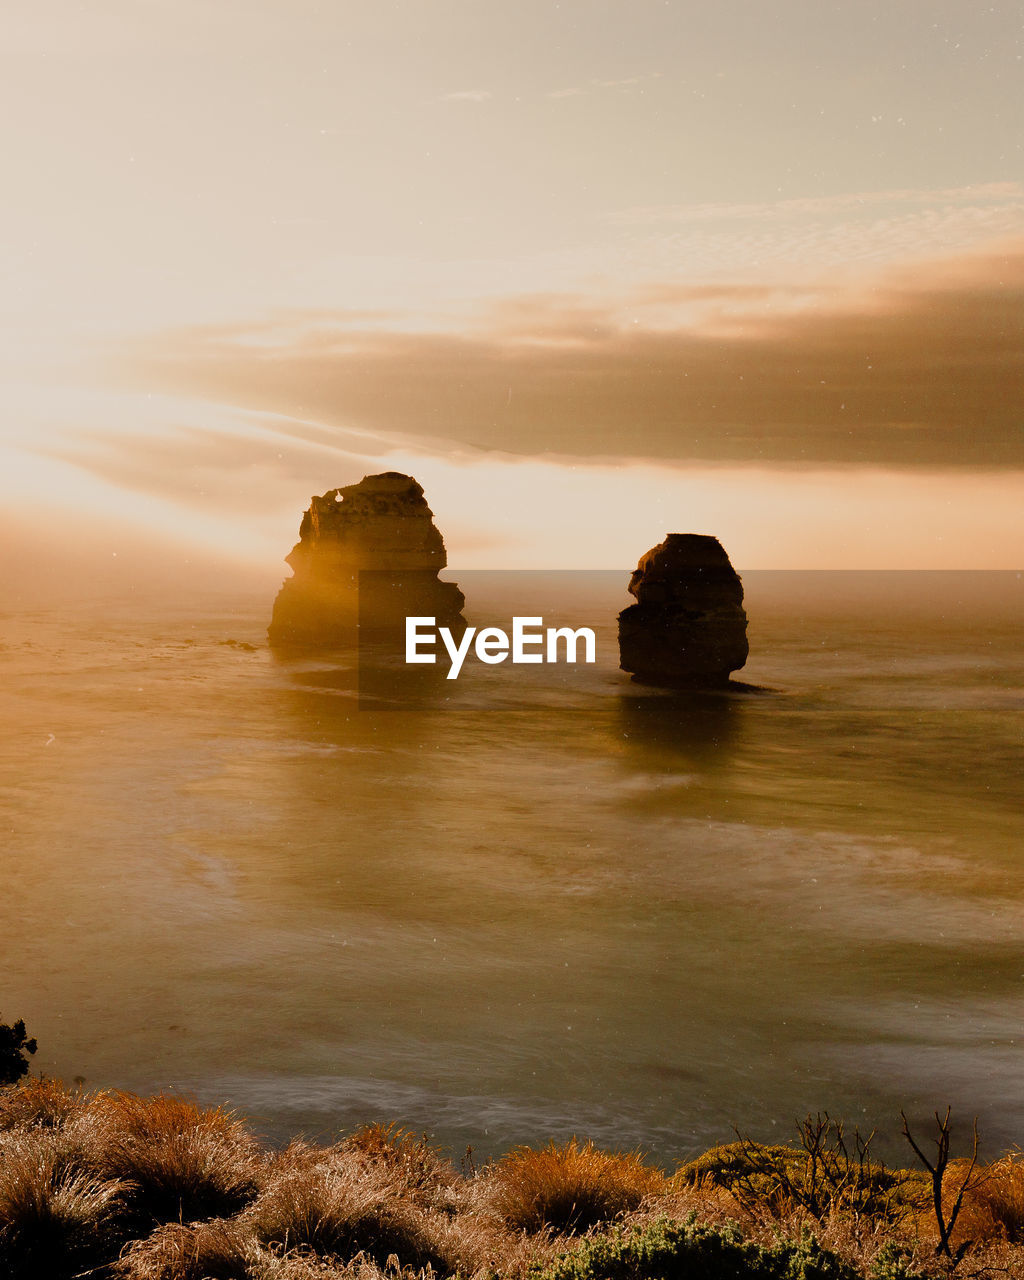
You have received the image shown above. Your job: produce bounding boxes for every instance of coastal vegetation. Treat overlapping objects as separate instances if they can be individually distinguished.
[0,1014,37,1087]
[1,1079,1022,1280]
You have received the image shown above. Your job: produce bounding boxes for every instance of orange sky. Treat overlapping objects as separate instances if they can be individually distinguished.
[1,1,1021,588]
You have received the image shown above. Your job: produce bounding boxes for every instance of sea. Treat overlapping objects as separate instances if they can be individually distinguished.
[1,570,1021,1166]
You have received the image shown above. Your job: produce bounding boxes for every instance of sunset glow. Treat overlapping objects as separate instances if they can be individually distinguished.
[2,1,1021,589]
[4,2,1024,1202]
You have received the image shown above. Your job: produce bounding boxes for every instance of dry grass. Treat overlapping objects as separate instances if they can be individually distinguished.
[256,1257,442,1280]
[113,1218,257,1280]
[0,1075,88,1132]
[89,1090,266,1227]
[251,1138,525,1278]
[343,1122,463,1213]
[935,1152,1024,1249]
[247,1142,460,1273]
[255,1259,368,1280]
[483,1137,665,1234]
[0,1128,129,1278]
[2,1080,1024,1280]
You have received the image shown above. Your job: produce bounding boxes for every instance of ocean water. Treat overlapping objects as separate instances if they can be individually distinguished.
[1,571,1021,1164]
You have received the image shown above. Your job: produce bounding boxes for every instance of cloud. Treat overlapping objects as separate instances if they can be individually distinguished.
[118,240,1024,470]
[545,72,661,101]
[610,183,1024,226]
[48,419,388,513]
[440,89,492,102]
[597,184,1024,281]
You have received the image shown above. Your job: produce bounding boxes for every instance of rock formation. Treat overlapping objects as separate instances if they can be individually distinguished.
[617,534,748,686]
[268,472,465,647]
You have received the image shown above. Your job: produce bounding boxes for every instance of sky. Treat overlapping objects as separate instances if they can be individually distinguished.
[1,0,1022,593]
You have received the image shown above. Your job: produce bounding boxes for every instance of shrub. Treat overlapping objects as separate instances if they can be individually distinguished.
[680,1122,922,1224]
[677,1143,807,1209]
[487,1138,665,1234]
[91,1091,264,1227]
[867,1241,922,1280]
[0,1017,37,1087]
[899,1108,978,1260]
[533,1215,860,1280]
[0,1129,128,1278]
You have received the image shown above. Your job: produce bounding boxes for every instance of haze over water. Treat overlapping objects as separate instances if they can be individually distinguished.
[3,570,1020,1164]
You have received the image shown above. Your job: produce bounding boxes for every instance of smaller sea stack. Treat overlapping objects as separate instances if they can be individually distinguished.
[618,534,749,686]
[268,472,465,647]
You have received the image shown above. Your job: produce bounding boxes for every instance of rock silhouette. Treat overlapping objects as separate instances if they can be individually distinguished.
[268,472,465,647]
[618,534,748,686]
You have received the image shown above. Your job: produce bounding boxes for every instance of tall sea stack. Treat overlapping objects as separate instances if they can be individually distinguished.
[268,472,465,647]
[618,534,748,686]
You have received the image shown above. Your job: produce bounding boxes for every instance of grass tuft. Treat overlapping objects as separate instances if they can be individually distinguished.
[0,1128,129,1278]
[249,1145,456,1272]
[485,1138,664,1234]
[0,1076,88,1133]
[344,1122,463,1212]
[944,1152,1024,1247]
[113,1218,257,1280]
[90,1090,265,1227]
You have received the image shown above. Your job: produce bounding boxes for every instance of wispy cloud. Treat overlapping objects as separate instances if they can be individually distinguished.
[545,71,661,101]
[118,241,1024,471]
[610,183,1024,226]
[596,186,1024,286]
[439,89,492,102]
[592,76,642,88]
